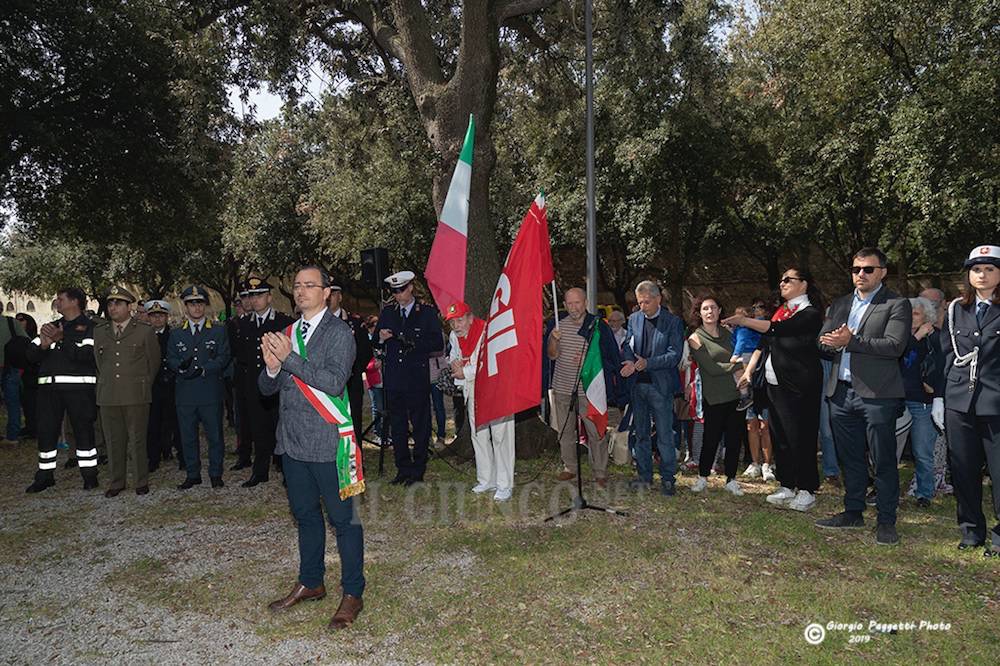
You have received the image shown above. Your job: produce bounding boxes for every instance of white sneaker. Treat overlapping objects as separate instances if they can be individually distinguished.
[742,463,762,479]
[472,483,496,494]
[761,463,777,482]
[493,487,512,502]
[691,476,708,492]
[766,486,796,506]
[724,479,744,497]
[788,490,816,512]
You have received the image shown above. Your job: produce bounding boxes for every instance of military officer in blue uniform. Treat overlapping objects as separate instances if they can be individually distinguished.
[374,271,444,485]
[168,286,232,489]
[940,245,1000,557]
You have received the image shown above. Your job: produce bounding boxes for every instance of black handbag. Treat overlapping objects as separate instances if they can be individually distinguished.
[751,345,770,390]
[3,317,30,369]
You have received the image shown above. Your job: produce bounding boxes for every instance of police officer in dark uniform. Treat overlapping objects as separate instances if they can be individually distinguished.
[230,277,294,486]
[25,287,100,492]
[226,294,247,466]
[168,286,232,489]
[327,279,373,433]
[145,300,183,471]
[940,244,1000,557]
[374,271,443,485]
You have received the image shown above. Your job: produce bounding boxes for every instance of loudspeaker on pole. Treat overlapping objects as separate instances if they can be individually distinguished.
[360,247,390,288]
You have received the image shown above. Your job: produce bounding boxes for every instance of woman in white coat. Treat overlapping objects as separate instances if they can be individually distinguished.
[445,302,516,502]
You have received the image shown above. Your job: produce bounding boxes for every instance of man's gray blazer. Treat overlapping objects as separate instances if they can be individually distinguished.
[258,310,357,463]
[820,286,912,399]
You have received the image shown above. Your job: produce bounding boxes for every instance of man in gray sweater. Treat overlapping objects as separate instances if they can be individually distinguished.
[260,266,365,630]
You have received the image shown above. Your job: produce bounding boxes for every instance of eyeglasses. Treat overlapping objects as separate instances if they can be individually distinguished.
[293,283,324,291]
[850,266,883,275]
[779,277,803,284]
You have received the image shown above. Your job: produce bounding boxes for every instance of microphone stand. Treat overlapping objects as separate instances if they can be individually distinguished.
[545,315,628,522]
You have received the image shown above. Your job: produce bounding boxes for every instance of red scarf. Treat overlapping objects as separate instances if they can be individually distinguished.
[458,317,486,359]
[771,302,801,322]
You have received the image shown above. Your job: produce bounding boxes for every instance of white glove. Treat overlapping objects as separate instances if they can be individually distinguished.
[931,397,945,431]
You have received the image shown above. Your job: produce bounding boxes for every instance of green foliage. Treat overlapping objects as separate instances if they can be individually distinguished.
[728,0,1000,274]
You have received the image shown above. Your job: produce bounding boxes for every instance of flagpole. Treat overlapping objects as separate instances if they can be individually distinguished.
[551,281,560,329]
[584,0,598,312]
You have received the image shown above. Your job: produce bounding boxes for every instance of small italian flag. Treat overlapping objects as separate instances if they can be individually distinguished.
[425,114,474,311]
[580,326,608,437]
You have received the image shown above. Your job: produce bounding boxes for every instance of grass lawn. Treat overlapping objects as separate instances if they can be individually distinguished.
[1,411,997,664]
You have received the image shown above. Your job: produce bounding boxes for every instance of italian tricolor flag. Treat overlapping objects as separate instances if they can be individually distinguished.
[580,326,608,437]
[425,115,474,311]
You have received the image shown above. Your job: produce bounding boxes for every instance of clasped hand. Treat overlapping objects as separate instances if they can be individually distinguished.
[260,331,292,373]
[819,324,852,348]
[621,356,647,377]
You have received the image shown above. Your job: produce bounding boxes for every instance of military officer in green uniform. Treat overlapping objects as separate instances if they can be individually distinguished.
[94,287,160,496]
[168,286,232,489]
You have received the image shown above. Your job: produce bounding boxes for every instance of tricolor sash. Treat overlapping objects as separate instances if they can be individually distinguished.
[288,323,365,499]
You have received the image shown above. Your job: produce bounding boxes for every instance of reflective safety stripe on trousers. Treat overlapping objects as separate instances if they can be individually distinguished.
[76,447,99,468]
[38,449,59,470]
[37,376,97,385]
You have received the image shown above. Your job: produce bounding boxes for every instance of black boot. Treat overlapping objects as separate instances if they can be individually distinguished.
[26,472,55,494]
[82,475,99,490]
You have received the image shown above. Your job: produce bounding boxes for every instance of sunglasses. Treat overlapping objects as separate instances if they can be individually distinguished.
[779,276,803,284]
[850,266,883,275]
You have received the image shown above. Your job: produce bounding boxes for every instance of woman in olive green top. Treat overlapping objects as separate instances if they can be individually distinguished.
[687,295,746,496]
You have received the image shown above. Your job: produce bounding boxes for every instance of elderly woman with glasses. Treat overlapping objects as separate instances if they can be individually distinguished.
[895,296,943,508]
[725,267,825,512]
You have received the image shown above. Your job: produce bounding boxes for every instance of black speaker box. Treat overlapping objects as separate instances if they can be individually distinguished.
[360,247,390,288]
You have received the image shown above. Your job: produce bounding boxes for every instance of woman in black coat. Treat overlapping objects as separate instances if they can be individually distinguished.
[940,245,1000,557]
[724,267,824,512]
[14,313,39,439]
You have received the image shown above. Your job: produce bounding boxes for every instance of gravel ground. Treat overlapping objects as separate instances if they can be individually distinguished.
[0,439,413,665]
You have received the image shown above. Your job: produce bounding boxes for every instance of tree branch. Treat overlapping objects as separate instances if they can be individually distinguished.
[331,1,405,64]
[501,15,550,51]
[496,0,558,22]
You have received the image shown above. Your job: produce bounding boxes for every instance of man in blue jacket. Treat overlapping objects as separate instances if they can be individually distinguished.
[621,280,684,496]
[168,286,232,490]
[542,287,623,487]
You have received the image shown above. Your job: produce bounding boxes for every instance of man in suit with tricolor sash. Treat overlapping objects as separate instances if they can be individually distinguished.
[260,266,365,631]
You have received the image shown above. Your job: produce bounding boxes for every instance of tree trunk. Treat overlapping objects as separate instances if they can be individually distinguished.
[441,406,557,460]
[407,3,503,317]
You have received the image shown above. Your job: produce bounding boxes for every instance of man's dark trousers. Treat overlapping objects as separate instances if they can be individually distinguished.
[282,454,364,596]
[388,389,431,480]
[830,381,901,525]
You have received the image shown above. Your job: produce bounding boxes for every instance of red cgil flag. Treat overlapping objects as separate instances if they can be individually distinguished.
[474,194,553,426]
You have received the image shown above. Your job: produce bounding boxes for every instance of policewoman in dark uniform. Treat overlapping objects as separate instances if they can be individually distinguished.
[145,300,183,471]
[25,287,100,492]
[231,277,294,486]
[940,244,1000,557]
[373,271,443,485]
[167,286,232,489]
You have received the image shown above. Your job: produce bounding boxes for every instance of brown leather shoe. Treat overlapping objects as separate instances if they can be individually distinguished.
[328,594,363,630]
[135,486,149,496]
[556,471,576,481]
[104,488,122,498]
[268,582,326,612]
[595,476,608,489]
